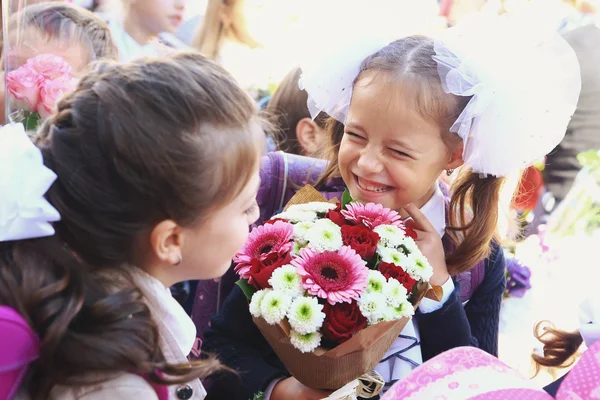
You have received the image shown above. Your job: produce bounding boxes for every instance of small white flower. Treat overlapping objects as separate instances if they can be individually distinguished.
[287,297,325,334]
[287,202,337,214]
[383,278,408,307]
[305,219,343,252]
[383,299,415,321]
[272,210,318,223]
[269,265,304,298]
[374,224,405,248]
[378,246,409,267]
[293,221,315,242]
[249,289,271,318]
[399,237,420,256]
[260,290,292,325]
[366,270,387,294]
[290,330,322,353]
[358,292,387,325]
[408,255,434,282]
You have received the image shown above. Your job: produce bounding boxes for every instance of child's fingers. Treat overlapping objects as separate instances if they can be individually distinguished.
[403,203,436,233]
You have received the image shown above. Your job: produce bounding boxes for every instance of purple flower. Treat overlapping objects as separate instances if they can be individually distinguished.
[505,256,532,298]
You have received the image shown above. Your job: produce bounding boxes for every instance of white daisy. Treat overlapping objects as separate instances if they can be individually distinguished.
[378,246,409,267]
[272,210,318,223]
[287,297,325,334]
[269,265,304,299]
[366,270,387,294]
[287,202,337,215]
[408,255,434,282]
[358,292,387,325]
[290,330,322,353]
[373,224,405,248]
[399,237,420,256]
[293,221,315,242]
[383,278,408,307]
[249,289,270,318]
[260,290,292,325]
[305,219,343,252]
[383,299,414,321]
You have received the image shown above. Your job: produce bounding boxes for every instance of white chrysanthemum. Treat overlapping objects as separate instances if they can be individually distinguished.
[408,255,434,282]
[383,299,414,321]
[293,221,315,242]
[287,202,337,214]
[373,224,405,248]
[290,330,322,353]
[358,292,387,325]
[287,297,325,334]
[378,246,409,267]
[366,270,387,294]
[305,219,343,252]
[249,289,271,318]
[269,265,304,298]
[260,290,292,325]
[399,237,420,256]
[272,210,318,223]
[383,278,408,307]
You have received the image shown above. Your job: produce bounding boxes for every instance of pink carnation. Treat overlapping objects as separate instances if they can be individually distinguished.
[27,54,72,79]
[292,246,369,305]
[341,202,402,229]
[234,220,294,281]
[37,76,78,119]
[6,65,43,110]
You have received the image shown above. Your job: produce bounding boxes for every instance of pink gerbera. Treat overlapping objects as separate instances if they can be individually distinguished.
[234,221,294,279]
[341,202,402,229]
[292,246,369,305]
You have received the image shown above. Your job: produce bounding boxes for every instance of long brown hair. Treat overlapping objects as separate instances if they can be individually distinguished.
[533,321,583,371]
[316,36,506,274]
[0,51,263,398]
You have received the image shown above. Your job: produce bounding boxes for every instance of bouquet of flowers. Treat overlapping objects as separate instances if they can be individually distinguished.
[234,185,435,390]
[6,54,77,130]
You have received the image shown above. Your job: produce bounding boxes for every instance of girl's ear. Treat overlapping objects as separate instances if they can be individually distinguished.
[446,143,465,171]
[149,219,184,266]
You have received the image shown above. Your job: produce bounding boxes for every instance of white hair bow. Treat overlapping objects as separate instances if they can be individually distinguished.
[0,123,60,242]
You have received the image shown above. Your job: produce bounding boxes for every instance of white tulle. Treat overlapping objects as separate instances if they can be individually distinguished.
[433,12,581,177]
[0,123,60,241]
[299,7,581,177]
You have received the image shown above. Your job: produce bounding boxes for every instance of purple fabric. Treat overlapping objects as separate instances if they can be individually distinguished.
[0,306,40,399]
[505,256,532,298]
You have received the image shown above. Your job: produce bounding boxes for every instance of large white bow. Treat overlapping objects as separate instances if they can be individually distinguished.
[0,123,60,241]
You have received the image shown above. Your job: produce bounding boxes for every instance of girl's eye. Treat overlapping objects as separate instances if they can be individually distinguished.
[390,148,411,158]
[345,131,365,140]
[244,203,258,215]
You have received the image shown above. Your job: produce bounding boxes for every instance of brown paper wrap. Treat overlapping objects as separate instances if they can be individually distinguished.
[253,185,437,389]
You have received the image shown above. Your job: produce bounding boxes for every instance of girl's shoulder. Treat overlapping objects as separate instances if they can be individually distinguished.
[49,373,159,400]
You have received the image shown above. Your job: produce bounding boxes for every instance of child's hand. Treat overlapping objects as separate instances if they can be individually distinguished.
[271,377,333,400]
[403,204,450,287]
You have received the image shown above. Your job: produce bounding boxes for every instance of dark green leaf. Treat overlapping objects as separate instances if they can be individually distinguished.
[252,391,266,400]
[235,278,257,300]
[342,189,353,208]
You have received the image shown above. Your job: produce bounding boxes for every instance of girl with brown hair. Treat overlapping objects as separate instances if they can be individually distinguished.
[0,51,264,399]
[201,10,581,399]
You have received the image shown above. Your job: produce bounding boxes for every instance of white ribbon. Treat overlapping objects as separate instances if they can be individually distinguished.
[0,123,60,241]
[579,295,600,348]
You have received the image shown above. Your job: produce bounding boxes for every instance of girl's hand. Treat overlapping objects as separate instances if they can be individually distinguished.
[271,377,333,400]
[403,204,450,286]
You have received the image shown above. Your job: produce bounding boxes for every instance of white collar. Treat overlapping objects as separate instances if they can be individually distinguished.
[418,184,446,237]
[107,18,161,62]
[130,268,197,357]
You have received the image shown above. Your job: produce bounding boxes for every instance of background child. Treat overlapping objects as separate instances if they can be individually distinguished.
[201,11,580,399]
[0,51,264,398]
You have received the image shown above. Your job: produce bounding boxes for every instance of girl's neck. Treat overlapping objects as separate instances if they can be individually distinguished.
[399,183,437,219]
[122,10,157,45]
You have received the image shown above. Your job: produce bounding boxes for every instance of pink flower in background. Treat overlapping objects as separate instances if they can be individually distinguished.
[6,65,43,109]
[37,76,78,119]
[26,54,72,79]
[293,246,369,305]
[234,220,294,281]
[341,202,402,229]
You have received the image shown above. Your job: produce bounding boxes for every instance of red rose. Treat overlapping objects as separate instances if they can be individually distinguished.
[326,203,349,227]
[404,227,418,240]
[341,225,379,259]
[264,218,288,225]
[248,251,292,289]
[378,262,416,292]
[322,301,367,343]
